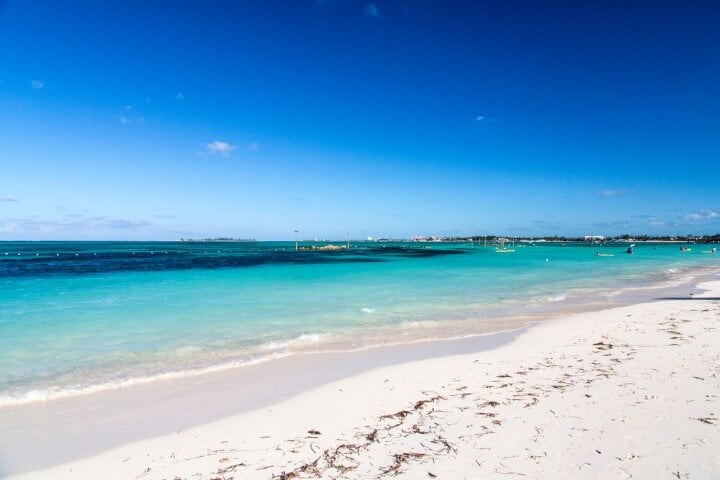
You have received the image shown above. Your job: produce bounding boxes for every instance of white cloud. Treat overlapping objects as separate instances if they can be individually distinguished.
[176,92,184,100]
[1,196,19,202]
[475,115,485,122]
[247,142,260,152]
[119,116,130,124]
[364,3,380,18]
[31,80,43,89]
[598,189,625,197]
[685,210,719,221]
[206,141,238,156]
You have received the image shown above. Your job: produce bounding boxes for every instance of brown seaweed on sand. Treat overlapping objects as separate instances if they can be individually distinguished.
[380,452,426,476]
[691,417,717,425]
[414,396,444,410]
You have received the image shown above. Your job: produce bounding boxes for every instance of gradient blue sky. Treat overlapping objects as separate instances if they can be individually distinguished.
[1,0,719,240]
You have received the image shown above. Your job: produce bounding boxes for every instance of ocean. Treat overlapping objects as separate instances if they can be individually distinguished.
[1,240,718,405]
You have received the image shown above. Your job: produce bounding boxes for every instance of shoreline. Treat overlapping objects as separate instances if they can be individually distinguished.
[1,270,718,477]
[0,263,713,409]
[0,327,525,476]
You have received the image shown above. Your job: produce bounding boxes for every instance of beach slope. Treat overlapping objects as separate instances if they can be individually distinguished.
[8,281,720,479]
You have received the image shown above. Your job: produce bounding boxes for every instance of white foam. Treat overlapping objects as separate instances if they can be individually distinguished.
[260,333,327,351]
[361,307,376,314]
[175,345,202,355]
[0,353,291,407]
[546,294,567,303]
[400,320,438,328]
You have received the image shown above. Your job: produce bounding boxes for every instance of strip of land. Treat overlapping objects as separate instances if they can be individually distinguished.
[3,280,720,479]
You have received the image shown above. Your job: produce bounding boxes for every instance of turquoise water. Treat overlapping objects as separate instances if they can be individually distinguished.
[1,240,718,404]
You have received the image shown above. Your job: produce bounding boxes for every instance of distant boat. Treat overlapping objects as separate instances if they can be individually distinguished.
[626,244,635,254]
[495,239,515,253]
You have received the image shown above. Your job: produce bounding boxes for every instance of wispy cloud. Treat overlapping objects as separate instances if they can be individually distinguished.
[175,92,184,100]
[1,196,19,202]
[475,115,485,122]
[598,189,625,197]
[153,214,175,219]
[364,3,380,18]
[246,141,260,152]
[103,218,152,229]
[583,219,633,230]
[31,80,43,89]
[0,215,151,234]
[206,140,237,156]
[634,215,670,227]
[685,209,719,221]
[119,114,143,124]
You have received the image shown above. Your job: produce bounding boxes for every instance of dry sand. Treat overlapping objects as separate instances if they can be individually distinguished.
[5,281,720,479]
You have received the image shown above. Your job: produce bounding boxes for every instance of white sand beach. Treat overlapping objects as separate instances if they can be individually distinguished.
[4,280,720,479]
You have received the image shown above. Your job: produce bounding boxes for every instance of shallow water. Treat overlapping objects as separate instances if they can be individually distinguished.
[1,240,718,404]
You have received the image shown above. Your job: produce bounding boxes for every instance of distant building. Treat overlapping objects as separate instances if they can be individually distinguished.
[584,235,605,241]
[410,235,442,242]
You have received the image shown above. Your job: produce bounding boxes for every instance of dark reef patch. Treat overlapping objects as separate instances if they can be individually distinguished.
[0,243,466,278]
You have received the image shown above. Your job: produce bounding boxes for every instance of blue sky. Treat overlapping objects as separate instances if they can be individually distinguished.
[1,0,719,240]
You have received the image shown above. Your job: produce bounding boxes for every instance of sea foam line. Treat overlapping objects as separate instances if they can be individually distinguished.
[0,323,535,407]
[0,354,289,407]
[0,333,330,407]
